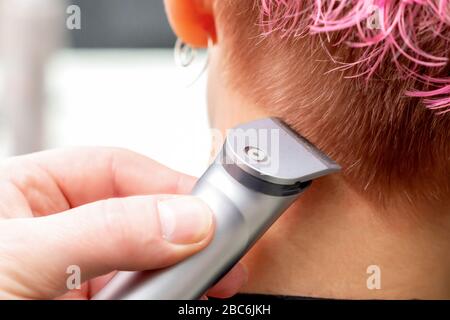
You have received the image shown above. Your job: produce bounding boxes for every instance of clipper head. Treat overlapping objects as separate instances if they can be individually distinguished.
[222,117,341,187]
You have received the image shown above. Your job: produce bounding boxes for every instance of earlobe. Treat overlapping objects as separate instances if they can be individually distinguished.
[164,0,217,48]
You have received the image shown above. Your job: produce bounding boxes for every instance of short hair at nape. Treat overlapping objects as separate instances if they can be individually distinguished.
[216,0,450,209]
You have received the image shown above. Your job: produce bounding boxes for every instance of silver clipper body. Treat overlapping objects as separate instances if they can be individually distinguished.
[94,117,340,300]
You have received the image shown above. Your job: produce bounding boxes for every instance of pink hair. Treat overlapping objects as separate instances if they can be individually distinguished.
[259,0,450,114]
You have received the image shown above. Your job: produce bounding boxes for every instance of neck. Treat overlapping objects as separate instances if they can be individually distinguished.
[206,72,450,299]
[240,175,450,299]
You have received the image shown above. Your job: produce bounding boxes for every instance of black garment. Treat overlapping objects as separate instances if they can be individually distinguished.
[223,293,329,301]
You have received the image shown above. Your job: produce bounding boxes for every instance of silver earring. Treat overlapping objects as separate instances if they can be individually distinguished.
[174,38,197,67]
[174,37,212,86]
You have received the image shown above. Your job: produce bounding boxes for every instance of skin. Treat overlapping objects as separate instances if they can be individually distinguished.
[0,147,246,299]
[164,0,450,299]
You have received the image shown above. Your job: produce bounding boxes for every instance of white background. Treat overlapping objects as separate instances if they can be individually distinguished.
[0,49,212,177]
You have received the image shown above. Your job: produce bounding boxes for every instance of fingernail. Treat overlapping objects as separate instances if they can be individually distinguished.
[157,196,213,244]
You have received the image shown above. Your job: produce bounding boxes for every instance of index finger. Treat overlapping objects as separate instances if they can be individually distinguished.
[6,147,197,208]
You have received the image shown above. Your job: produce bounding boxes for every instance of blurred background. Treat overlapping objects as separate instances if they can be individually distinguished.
[0,0,211,177]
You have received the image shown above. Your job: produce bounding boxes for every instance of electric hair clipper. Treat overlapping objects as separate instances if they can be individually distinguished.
[94,117,340,300]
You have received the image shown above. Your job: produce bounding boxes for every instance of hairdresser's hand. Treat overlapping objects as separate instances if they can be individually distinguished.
[0,147,247,300]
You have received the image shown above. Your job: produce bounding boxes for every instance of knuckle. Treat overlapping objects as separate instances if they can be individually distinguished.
[103,147,136,168]
[98,198,161,259]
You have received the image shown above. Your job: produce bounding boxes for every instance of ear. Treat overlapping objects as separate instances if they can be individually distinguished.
[164,0,217,48]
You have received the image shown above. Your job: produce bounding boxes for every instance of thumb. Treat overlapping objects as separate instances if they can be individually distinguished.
[0,195,214,298]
